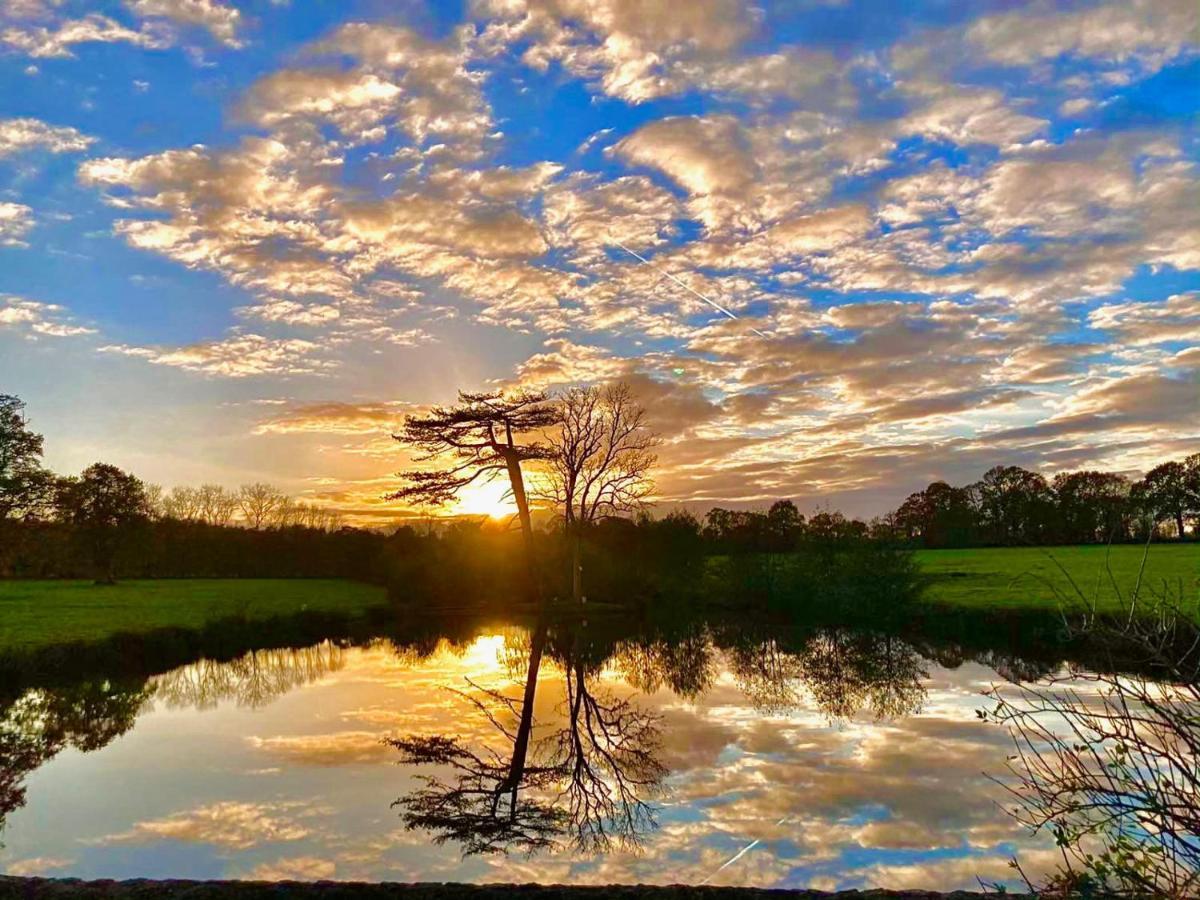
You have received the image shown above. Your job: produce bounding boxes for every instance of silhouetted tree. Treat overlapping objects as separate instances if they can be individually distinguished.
[544,383,658,601]
[895,481,977,548]
[237,482,285,529]
[391,390,556,598]
[54,463,151,584]
[1134,460,1193,540]
[975,465,1053,545]
[1052,470,1132,543]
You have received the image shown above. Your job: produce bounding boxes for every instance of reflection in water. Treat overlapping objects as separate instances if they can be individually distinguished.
[391,622,666,855]
[149,643,346,710]
[1,681,148,831]
[0,606,1172,888]
[0,643,345,836]
[390,620,931,857]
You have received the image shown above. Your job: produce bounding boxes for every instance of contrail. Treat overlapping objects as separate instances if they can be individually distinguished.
[609,238,768,338]
[697,816,789,885]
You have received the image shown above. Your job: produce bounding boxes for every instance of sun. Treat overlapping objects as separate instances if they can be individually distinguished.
[451,479,519,519]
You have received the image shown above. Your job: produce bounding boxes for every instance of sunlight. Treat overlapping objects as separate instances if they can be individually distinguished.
[450,479,518,519]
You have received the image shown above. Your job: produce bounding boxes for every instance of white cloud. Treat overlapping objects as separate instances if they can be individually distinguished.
[0,117,93,158]
[0,295,94,336]
[125,0,242,47]
[100,333,329,378]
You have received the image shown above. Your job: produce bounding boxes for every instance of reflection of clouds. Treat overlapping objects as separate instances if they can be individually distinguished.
[93,801,312,851]
[247,732,392,766]
[10,633,1078,890]
[245,855,336,881]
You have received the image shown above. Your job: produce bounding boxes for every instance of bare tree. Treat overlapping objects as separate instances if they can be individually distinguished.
[390,620,664,856]
[195,484,238,527]
[986,557,1200,898]
[161,485,202,521]
[238,482,284,530]
[544,383,658,601]
[390,389,556,599]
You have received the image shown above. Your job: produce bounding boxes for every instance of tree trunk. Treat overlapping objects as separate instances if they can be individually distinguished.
[502,451,541,605]
[500,619,547,807]
[571,527,583,603]
[1177,510,1187,542]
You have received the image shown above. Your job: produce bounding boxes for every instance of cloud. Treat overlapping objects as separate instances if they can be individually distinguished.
[125,0,242,47]
[0,117,93,157]
[1089,293,1200,346]
[966,0,1198,72]
[0,13,171,58]
[253,402,409,436]
[0,202,33,246]
[474,0,762,103]
[100,333,329,378]
[96,802,311,851]
[2,857,73,877]
[238,23,491,152]
[0,294,94,336]
[247,731,393,765]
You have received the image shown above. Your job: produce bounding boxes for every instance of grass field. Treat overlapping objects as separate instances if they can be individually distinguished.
[0,578,388,654]
[917,544,1200,613]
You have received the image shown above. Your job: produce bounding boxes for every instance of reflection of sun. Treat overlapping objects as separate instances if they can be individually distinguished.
[451,479,518,519]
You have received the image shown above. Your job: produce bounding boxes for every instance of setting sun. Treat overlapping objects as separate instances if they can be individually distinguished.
[450,479,518,520]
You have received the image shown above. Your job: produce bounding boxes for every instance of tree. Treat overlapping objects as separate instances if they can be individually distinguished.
[1052,471,1132,543]
[544,383,658,601]
[0,395,54,522]
[161,485,202,521]
[986,570,1200,897]
[391,389,557,598]
[894,481,977,548]
[55,463,151,584]
[195,483,238,527]
[975,465,1053,545]
[1134,461,1191,540]
[238,483,285,530]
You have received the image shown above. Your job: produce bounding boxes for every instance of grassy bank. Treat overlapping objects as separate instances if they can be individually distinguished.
[0,579,388,654]
[917,543,1200,612]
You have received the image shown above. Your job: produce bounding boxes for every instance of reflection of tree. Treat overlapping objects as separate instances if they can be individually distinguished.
[614,629,717,701]
[148,642,345,710]
[725,629,926,721]
[390,621,665,856]
[1,681,148,834]
[556,659,665,853]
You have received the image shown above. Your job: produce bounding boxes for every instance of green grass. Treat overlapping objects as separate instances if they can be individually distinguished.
[917,544,1200,613]
[0,578,388,654]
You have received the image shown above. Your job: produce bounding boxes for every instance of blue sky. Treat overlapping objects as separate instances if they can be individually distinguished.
[1,0,1197,520]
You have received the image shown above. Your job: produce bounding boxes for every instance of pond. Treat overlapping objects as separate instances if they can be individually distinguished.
[0,609,1131,890]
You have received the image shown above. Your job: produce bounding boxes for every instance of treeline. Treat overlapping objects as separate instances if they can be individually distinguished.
[0,395,381,581]
[384,504,915,610]
[888,459,1200,549]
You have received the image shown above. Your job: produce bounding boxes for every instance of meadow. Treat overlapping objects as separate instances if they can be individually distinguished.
[1,544,1197,654]
[0,578,387,654]
[918,543,1200,612]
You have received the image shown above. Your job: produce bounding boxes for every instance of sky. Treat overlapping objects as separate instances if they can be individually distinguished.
[0,0,1197,523]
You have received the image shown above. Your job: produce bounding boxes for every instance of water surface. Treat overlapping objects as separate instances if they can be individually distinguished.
[0,614,1097,890]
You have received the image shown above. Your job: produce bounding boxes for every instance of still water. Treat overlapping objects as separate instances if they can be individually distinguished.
[1,615,1086,890]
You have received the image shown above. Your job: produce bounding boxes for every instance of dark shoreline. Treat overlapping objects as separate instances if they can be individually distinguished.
[0,879,1017,899]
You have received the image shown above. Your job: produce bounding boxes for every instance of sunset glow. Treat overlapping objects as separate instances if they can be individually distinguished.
[0,0,1195,522]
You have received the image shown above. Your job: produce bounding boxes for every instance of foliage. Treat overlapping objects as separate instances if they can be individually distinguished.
[0,394,54,523]
[894,454,1200,549]
[986,554,1200,898]
[53,463,151,583]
